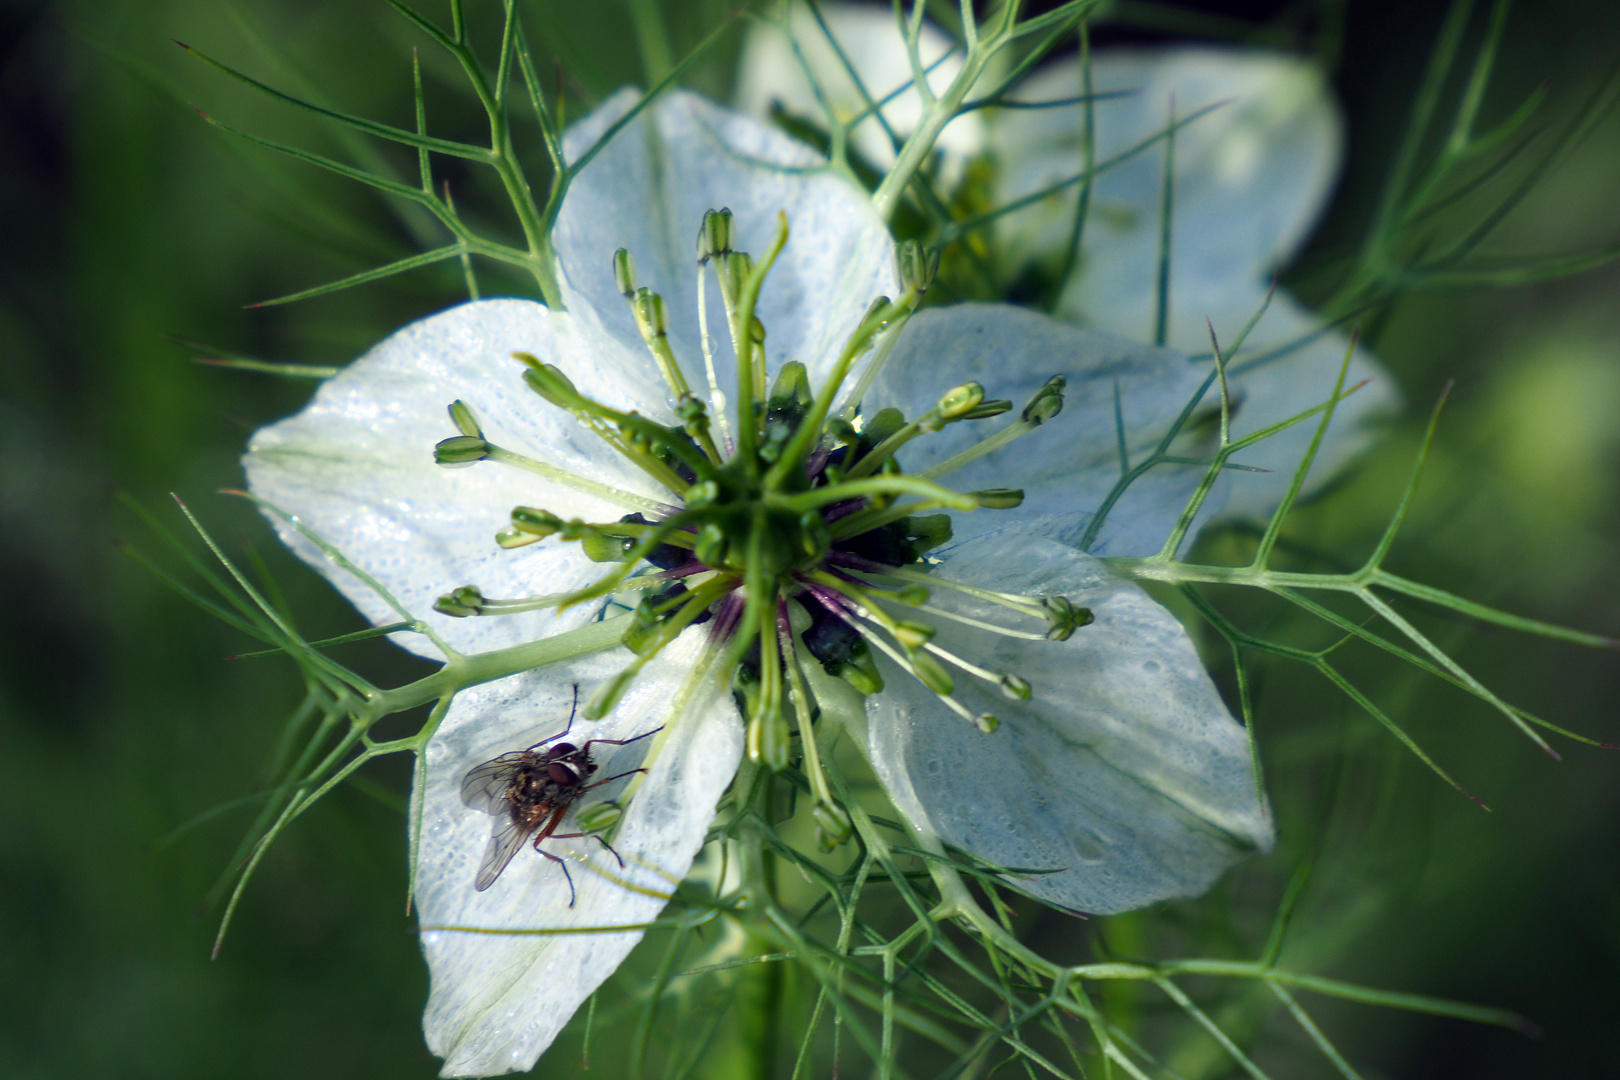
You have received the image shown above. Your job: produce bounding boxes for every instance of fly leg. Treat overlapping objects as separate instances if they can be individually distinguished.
[532,839,578,907]
[550,830,627,869]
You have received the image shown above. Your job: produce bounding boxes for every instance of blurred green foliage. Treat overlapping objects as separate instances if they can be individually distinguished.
[2,0,1617,1076]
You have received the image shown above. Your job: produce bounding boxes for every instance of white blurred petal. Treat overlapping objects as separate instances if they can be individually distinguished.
[244,300,675,660]
[735,2,983,175]
[556,89,899,410]
[995,47,1340,311]
[418,637,739,1076]
[865,532,1271,913]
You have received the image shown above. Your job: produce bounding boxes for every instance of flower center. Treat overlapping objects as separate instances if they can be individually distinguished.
[430,209,1089,848]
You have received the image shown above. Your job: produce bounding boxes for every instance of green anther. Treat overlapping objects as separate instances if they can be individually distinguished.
[694,522,727,566]
[518,358,576,408]
[932,381,985,425]
[895,239,940,294]
[685,480,720,509]
[962,399,1013,420]
[447,399,483,437]
[812,800,853,852]
[631,287,667,342]
[972,488,1025,510]
[749,315,766,345]
[1042,595,1094,641]
[434,584,485,618]
[581,531,634,562]
[697,207,733,263]
[863,407,907,446]
[494,525,540,549]
[893,621,935,649]
[799,510,830,559]
[828,639,884,695]
[767,361,813,425]
[612,247,637,297]
[1000,674,1032,701]
[826,417,859,445]
[910,651,955,695]
[720,250,754,299]
[906,514,953,557]
[576,801,622,833]
[975,713,1000,733]
[747,709,792,773]
[1020,375,1067,425]
[511,506,564,537]
[893,583,930,606]
[434,435,489,467]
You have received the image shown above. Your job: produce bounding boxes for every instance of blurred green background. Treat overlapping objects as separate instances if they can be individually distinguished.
[2,0,1617,1076]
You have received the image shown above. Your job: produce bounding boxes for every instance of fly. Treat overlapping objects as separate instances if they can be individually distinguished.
[460,685,661,904]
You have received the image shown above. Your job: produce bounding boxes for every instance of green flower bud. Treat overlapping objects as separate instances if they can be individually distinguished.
[696,207,733,263]
[434,584,484,618]
[447,399,483,437]
[612,247,637,297]
[434,435,489,467]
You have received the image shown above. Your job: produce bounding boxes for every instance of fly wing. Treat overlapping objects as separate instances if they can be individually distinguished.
[461,753,524,813]
[473,814,533,892]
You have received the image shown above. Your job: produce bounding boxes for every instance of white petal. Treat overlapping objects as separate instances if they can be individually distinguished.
[867,303,1226,554]
[995,47,1340,316]
[418,636,740,1076]
[734,2,983,173]
[555,89,899,409]
[863,532,1271,913]
[244,300,674,660]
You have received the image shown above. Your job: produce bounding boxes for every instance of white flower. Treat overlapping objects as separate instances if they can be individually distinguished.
[242,86,1372,1075]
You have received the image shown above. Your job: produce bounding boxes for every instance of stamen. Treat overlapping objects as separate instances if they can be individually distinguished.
[587,574,734,718]
[695,267,733,453]
[843,381,987,481]
[433,427,678,517]
[918,375,1067,480]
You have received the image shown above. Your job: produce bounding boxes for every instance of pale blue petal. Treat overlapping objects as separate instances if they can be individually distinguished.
[866,304,1224,555]
[244,300,673,660]
[994,47,1340,316]
[864,532,1271,913]
[419,637,739,1076]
